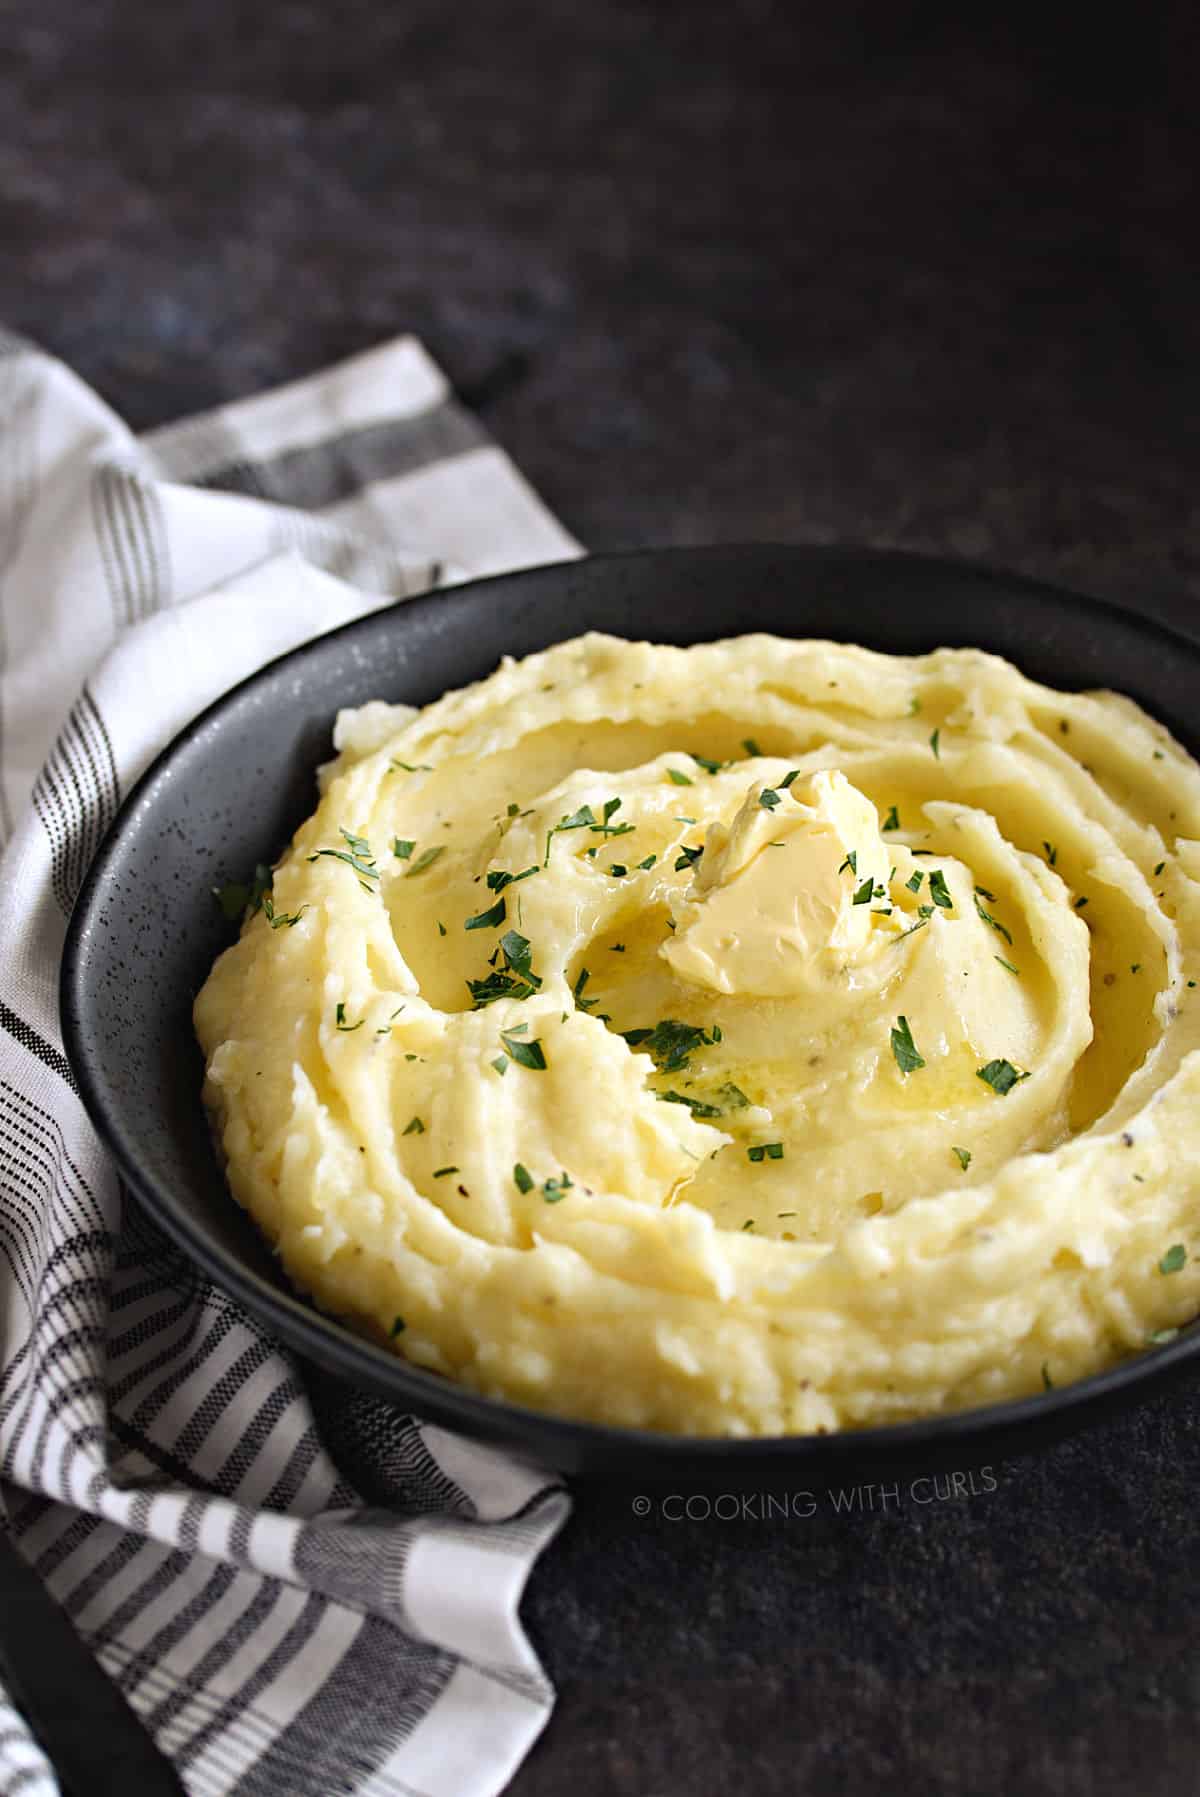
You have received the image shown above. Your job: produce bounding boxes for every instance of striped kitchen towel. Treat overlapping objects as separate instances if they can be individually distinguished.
[0,330,579,1797]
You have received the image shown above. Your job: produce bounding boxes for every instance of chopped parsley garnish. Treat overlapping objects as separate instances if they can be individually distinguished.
[307,828,380,890]
[930,728,941,759]
[742,1220,755,1230]
[852,876,875,906]
[214,862,274,922]
[1043,841,1058,867]
[611,943,626,952]
[906,870,924,893]
[995,955,1020,976]
[405,844,445,877]
[1159,1244,1187,1275]
[1149,1328,1179,1345]
[390,759,433,772]
[507,802,521,817]
[573,965,595,1008]
[486,865,539,892]
[893,916,929,944]
[491,1054,508,1074]
[974,885,996,902]
[952,1145,972,1171]
[609,863,628,878]
[465,895,507,931]
[638,854,657,871]
[838,850,858,876]
[779,770,801,789]
[262,895,306,930]
[433,1166,458,1178]
[747,1142,784,1162]
[667,768,693,786]
[500,1028,547,1070]
[1041,1363,1053,1391]
[909,696,922,716]
[974,895,1013,944]
[658,1090,723,1118]
[335,1002,364,1032]
[467,929,543,1007]
[1074,895,1089,910]
[513,1162,535,1193]
[592,798,634,840]
[403,1116,424,1135]
[1155,860,1166,876]
[759,788,781,811]
[890,1015,925,1074]
[690,753,723,774]
[928,868,953,909]
[718,1082,750,1109]
[675,844,704,873]
[542,1171,573,1202]
[393,838,415,860]
[1131,963,1142,974]
[882,806,901,832]
[544,802,628,864]
[621,1018,717,1073]
[390,1316,406,1337]
[976,1059,1026,1095]
[437,920,447,936]
[742,738,763,757]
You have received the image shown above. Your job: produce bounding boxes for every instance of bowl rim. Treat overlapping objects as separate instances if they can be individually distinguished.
[60,542,1200,1468]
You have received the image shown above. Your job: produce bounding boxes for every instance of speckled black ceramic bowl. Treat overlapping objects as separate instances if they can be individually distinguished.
[60,547,1200,1483]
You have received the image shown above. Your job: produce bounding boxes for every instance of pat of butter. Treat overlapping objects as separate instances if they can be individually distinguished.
[662,769,896,996]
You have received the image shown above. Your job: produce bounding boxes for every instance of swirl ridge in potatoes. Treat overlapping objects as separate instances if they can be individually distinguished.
[194,633,1200,1436]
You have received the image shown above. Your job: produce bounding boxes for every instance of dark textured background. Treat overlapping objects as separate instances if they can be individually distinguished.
[5,2,1200,1792]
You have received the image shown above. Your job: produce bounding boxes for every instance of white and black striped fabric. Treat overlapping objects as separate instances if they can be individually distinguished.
[0,330,579,1797]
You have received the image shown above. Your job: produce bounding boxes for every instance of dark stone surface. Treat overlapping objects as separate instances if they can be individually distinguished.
[5,3,1200,1792]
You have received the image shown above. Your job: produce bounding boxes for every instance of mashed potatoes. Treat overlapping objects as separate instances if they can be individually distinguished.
[194,633,1200,1435]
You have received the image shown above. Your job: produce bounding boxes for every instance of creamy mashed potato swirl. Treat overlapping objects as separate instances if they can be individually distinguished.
[195,634,1200,1436]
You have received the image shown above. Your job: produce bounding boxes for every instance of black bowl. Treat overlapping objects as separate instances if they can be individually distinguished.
[61,546,1200,1485]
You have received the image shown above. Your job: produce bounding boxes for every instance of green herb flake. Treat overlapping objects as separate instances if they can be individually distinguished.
[1149,1327,1179,1345]
[882,806,901,832]
[500,1029,548,1071]
[638,854,658,871]
[433,1166,458,1178]
[906,870,924,894]
[1074,895,1089,910]
[890,1015,925,1074]
[1041,1362,1053,1391]
[513,1162,535,1194]
[406,845,446,877]
[1154,860,1166,876]
[718,1082,750,1109]
[393,838,415,860]
[779,770,802,789]
[838,849,858,877]
[490,1055,508,1075]
[542,1172,573,1202]
[437,920,447,936]
[952,1145,972,1171]
[909,696,922,717]
[675,844,704,873]
[390,759,433,773]
[747,1142,785,1163]
[690,753,723,775]
[658,1090,723,1118]
[402,1116,425,1135]
[853,876,875,906]
[759,788,782,811]
[307,827,381,889]
[507,802,521,817]
[995,955,1020,976]
[742,738,763,757]
[974,894,1013,944]
[929,869,953,910]
[335,1002,364,1033]
[465,895,507,931]
[621,1018,716,1074]
[263,895,306,930]
[976,1059,1026,1096]
[930,728,941,759]
[1159,1243,1187,1275]
[487,865,539,893]
[1043,841,1058,867]
[667,768,693,786]
[390,1315,406,1337]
